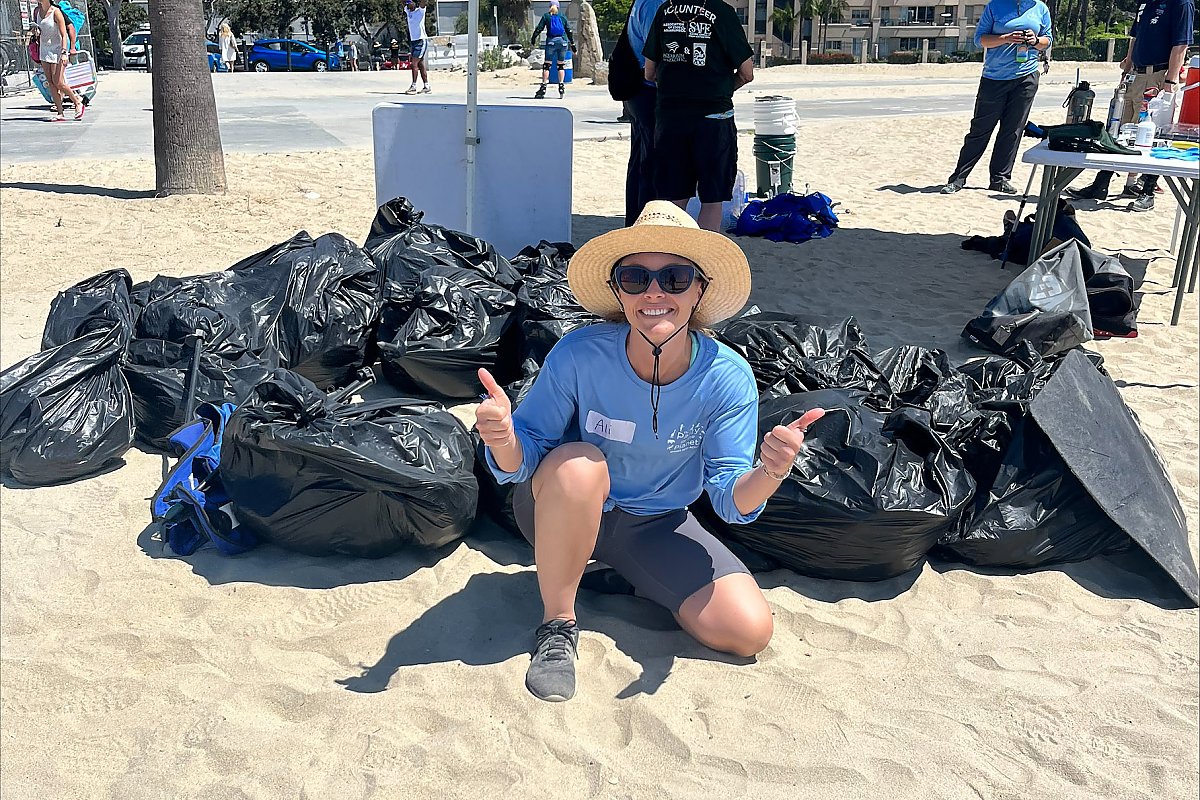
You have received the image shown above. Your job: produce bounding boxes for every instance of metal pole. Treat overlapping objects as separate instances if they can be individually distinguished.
[465,0,479,234]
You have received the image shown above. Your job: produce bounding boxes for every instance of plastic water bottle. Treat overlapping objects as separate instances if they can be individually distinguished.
[1134,112,1156,149]
[1149,91,1174,130]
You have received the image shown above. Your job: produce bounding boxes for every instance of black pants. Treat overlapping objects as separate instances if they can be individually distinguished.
[625,84,657,226]
[1089,171,1160,195]
[949,73,1040,185]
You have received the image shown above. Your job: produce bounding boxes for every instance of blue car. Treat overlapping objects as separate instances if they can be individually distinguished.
[206,41,229,72]
[248,39,338,72]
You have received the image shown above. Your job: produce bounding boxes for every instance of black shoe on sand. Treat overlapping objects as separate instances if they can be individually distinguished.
[526,619,579,702]
[940,181,964,194]
[1067,182,1108,201]
[989,178,1017,194]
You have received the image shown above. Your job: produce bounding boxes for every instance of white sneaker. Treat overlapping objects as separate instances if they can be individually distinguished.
[420,85,431,94]
[404,85,418,95]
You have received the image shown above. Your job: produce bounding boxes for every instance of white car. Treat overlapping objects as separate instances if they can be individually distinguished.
[121,31,150,68]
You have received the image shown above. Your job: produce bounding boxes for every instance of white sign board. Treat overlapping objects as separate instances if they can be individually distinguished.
[373,103,573,258]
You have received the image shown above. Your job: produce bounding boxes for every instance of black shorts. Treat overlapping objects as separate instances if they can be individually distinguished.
[512,481,750,613]
[653,113,738,204]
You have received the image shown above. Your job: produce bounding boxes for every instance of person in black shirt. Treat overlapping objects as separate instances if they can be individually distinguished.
[643,0,754,231]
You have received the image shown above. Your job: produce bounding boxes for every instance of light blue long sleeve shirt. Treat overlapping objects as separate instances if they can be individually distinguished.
[628,0,668,69]
[485,323,765,524]
[974,0,1053,81]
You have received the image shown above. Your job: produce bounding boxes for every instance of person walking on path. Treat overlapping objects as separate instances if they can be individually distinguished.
[218,22,239,73]
[475,202,825,702]
[404,0,431,93]
[1067,0,1194,213]
[532,2,576,99]
[33,0,83,121]
[643,0,754,231]
[941,0,1052,195]
[622,0,670,226]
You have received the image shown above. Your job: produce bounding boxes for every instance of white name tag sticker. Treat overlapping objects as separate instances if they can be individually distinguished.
[585,410,636,444]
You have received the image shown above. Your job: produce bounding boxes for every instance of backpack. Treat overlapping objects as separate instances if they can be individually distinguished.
[152,402,258,556]
[56,1,85,34]
[548,14,566,38]
[607,5,642,101]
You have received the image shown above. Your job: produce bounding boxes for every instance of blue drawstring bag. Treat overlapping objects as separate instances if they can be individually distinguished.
[152,402,258,556]
[733,192,839,243]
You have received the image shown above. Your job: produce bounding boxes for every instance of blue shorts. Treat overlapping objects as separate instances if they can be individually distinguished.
[544,37,568,66]
[512,480,749,613]
[410,39,427,59]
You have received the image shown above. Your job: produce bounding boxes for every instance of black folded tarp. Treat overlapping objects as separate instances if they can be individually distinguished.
[698,390,975,581]
[222,370,478,557]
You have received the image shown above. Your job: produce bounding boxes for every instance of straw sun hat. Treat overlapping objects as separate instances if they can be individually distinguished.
[567,201,751,329]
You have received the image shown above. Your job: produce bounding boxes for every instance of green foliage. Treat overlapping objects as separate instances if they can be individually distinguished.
[592,0,632,40]
[770,5,797,41]
[1088,36,1128,60]
[454,11,469,34]
[87,0,148,52]
[1050,45,1095,61]
[478,44,509,70]
[886,50,919,64]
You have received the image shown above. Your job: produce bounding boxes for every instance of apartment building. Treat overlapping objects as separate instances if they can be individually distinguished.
[727,0,986,59]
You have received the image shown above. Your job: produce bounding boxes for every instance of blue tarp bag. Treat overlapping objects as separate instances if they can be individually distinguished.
[548,14,566,37]
[733,192,839,243]
[152,402,258,556]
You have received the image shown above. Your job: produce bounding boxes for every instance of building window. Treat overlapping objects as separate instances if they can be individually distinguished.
[897,37,922,50]
[825,40,842,51]
[851,8,869,19]
[901,6,935,24]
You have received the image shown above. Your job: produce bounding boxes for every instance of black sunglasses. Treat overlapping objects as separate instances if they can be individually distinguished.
[610,264,706,295]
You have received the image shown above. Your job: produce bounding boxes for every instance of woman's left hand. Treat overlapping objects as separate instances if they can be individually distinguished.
[759,408,826,479]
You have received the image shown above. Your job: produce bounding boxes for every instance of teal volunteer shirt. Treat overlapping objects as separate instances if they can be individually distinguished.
[485,323,765,524]
[974,0,1053,81]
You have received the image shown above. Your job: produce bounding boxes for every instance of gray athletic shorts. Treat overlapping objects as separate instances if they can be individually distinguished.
[512,481,750,613]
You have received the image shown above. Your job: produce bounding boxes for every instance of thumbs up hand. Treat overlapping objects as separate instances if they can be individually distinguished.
[474,368,515,448]
[759,408,825,480]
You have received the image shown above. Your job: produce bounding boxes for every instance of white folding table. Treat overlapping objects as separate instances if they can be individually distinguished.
[1021,141,1199,325]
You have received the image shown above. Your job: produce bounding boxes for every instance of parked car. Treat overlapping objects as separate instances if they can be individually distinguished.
[206,40,230,72]
[121,30,151,68]
[247,39,339,72]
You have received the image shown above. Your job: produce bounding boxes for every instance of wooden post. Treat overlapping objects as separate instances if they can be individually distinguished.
[1106,38,1115,62]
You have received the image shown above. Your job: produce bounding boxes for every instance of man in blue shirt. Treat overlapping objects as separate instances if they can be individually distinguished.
[622,0,669,225]
[1068,0,1195,212]
[941,0,1052,195]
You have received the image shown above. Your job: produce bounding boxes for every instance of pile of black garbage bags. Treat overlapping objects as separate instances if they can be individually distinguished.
[2,205,1192,603]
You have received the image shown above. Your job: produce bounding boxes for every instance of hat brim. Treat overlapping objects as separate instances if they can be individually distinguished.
[568,225,751,328]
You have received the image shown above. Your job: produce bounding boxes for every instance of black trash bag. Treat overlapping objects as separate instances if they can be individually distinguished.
[41,269,136,350]
[222,369,478,557]
[1076,243,1138,337]
[124,339,278,450]
[699,390,975,581]
[376,264,521,400]
[263,232,381,388]
[511,240,601,367]
[716,312,874,399]
[937,416,1130,568]
[962,239,1094,358]
[1,324,135,485]
[365,197,521,304]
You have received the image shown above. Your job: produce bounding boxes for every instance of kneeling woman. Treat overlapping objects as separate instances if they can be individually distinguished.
[475,202,823,701]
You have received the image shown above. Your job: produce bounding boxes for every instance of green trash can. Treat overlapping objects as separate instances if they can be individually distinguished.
[753,134,796,197]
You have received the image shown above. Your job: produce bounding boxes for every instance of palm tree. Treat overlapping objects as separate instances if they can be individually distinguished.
[770,4,798,57]
[148,0,227,195]
[815,0,846,51]
[795,0,817,56]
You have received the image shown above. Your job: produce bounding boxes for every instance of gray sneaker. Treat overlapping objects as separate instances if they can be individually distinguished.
[940,181,964,194]
[1129,194,1155,213]
[525,619,579,702]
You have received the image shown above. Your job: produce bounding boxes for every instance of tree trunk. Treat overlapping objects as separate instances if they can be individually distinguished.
[149,0,227,195]
[105,0,125,69]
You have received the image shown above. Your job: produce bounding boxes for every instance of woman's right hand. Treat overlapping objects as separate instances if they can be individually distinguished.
[475,368,515,448]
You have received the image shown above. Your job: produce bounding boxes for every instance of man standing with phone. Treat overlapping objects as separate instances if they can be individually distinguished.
[405,0,432,94]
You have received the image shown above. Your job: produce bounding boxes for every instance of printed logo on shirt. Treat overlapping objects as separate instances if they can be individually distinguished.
[688,20,711,39]
[585,410,637,444]
[664,21,686,33]
[666,422,704,454]
[692,42,707,66]
[664,3,717,23]
[663,40,686,62]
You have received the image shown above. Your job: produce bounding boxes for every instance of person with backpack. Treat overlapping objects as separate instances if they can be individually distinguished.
[34,0,84,120]
[531,2,576,99]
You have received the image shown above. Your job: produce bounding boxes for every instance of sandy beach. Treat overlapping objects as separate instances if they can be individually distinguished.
[1,105,1197,799]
